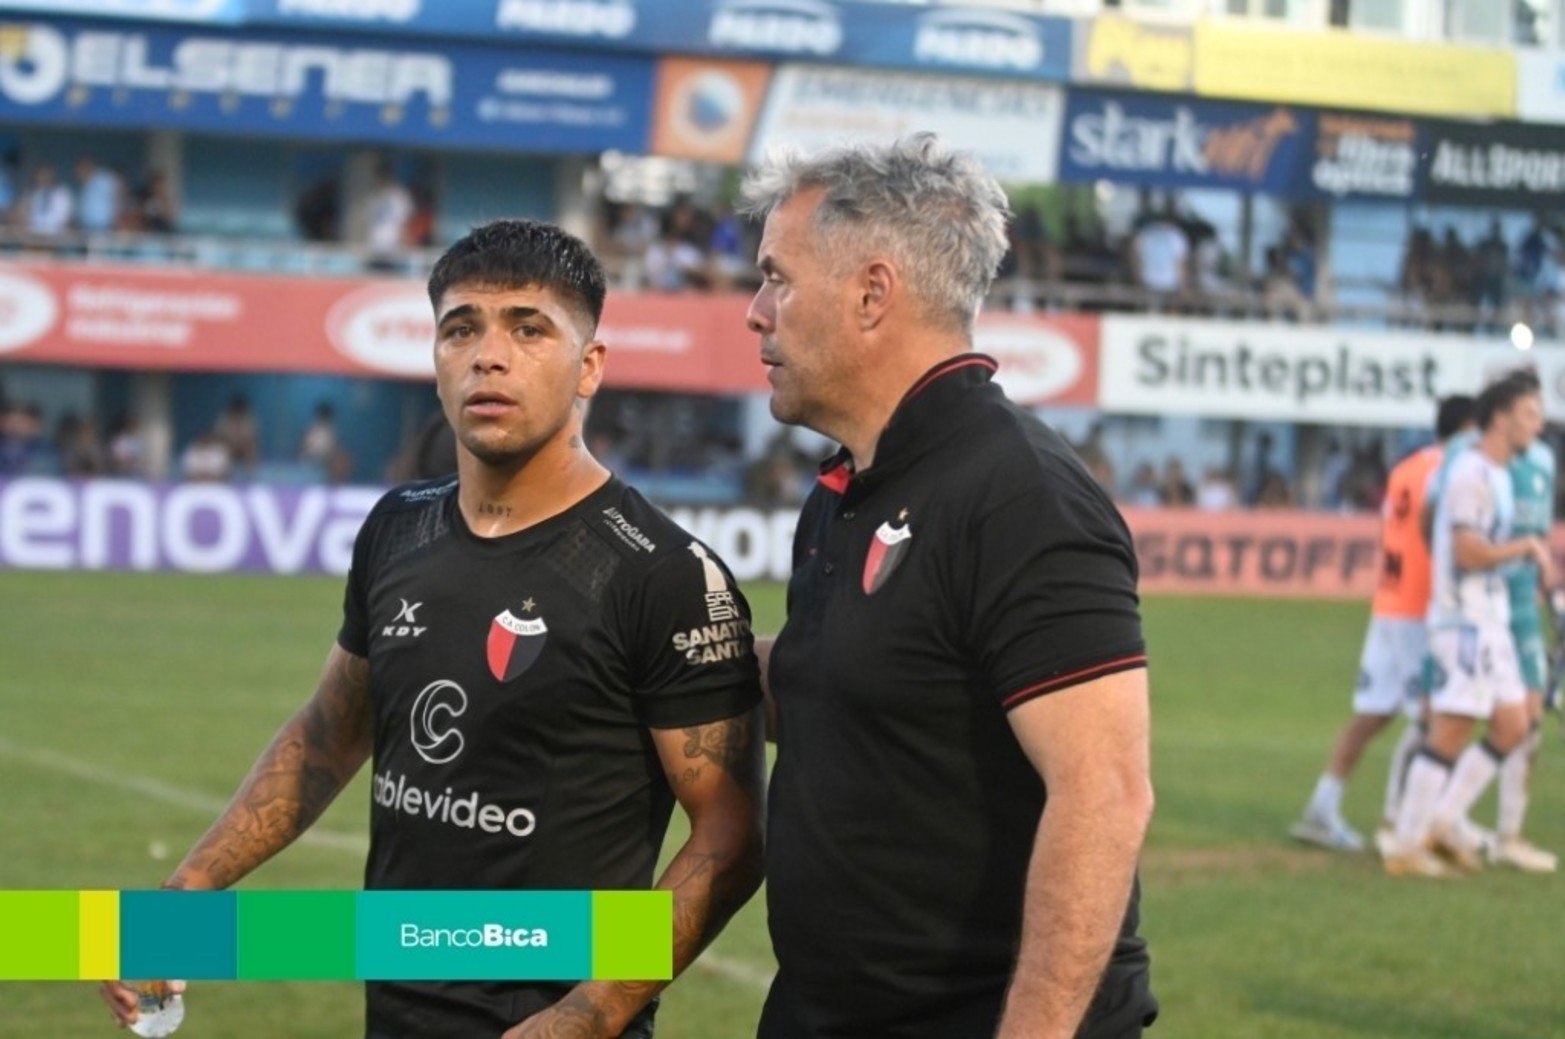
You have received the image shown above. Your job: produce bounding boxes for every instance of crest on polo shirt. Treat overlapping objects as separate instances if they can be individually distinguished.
[863,509,913,595]
[486,598,548,682]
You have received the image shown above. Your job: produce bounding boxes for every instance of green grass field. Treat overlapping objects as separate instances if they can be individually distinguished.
[1,571,1561,1037]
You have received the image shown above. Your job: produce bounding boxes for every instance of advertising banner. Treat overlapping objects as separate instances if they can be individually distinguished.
[1058,89,1311,196]
[0,0,244,23]
[0,262,1101,402]
[246,0,1075,83]
[1193,21,1514,119]
[1072,15,1192,93]
[1098,316,1503,427]
[0,18,654,154]
[744,64,1062,183]
[1418,118,1565,208]
[648,56,774,165]
[1299,111,1422,202]
[1517,49,1565,124]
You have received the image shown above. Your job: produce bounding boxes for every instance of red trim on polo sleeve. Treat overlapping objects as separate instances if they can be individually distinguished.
[1001,654,1149,711]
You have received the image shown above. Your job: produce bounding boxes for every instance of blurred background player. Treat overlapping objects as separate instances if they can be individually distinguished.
[1292,395,1477,852]
[1387,372,1551,878]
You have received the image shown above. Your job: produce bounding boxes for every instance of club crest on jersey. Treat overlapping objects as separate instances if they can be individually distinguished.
[863,510,913,595]
[486,601,548,683]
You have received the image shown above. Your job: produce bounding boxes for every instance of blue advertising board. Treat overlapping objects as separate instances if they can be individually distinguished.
[244,0,1075,83]
[0,0,245,24]
[1058,88,1314,196]
[0,17,654,154]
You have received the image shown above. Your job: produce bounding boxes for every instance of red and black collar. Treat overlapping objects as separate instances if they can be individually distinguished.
[816,353,998,494]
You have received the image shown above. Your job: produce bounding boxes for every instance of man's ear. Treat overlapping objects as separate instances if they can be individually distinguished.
[577,339,607,399]
[858,258,897,330]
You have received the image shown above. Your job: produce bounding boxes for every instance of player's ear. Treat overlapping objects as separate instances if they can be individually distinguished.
[577,339,607,399]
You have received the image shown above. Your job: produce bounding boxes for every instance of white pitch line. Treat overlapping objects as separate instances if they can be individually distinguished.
[0,734,367,853]
[0,734,774,991]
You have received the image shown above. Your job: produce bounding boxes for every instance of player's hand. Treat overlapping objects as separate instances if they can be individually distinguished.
[500,1004,607,1039]
[1529,537,1556,586]
[98,979,185,1029]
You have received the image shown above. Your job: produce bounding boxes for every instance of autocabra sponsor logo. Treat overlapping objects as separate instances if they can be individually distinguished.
[600,506,657,553]
[708,0,842,57]
[0,21,453,108]
[495,0,636,38]
[913,8,1044,72]
[1311,113,1417,199]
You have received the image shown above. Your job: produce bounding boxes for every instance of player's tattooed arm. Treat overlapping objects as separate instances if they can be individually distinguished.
[163,644,373,892]
[514,709,765,1037]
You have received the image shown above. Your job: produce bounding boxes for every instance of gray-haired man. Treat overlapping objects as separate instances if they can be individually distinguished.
[745,134,1157,1037]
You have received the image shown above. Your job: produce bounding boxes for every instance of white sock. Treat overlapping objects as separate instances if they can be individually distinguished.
[1308,774,1345,820]
[1383,723,1423,824]
[1395,751,1452,851]
[1432,742,1503,836]
[1498,728,1542,840]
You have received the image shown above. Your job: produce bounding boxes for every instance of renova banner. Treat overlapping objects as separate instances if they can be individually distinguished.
[0,18,654,154]
[17,477,1560,600]
[0,261,1100,403]
[745,64,1063,183]
[1058,89,1311,195]
[1099,316,1488,427]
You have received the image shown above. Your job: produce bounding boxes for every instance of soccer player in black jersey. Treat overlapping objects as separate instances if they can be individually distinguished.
[743,136,1156,1038]
[101,221,765,1039]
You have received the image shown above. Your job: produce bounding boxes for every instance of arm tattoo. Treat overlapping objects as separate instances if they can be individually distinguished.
[169,650,372,890]
[668,710,759,792]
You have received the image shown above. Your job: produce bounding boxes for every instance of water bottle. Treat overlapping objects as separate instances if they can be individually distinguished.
[129,982,184,1037]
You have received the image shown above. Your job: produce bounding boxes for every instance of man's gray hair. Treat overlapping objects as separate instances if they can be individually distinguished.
[740,133,1011,330]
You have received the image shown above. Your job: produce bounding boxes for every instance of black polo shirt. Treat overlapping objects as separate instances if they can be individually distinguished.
[760,355,1155,1038]
[337,475,761,1037]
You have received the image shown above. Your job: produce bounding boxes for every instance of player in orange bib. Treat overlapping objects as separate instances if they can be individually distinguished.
[1291,396,1477,851]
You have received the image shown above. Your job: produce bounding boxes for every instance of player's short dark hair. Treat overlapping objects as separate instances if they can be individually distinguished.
[427,219,607,336]
[1476,370,1542,429]
[1435,394,1478,439]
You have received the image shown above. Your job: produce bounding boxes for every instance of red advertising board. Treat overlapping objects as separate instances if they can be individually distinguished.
[0,262,1099,402]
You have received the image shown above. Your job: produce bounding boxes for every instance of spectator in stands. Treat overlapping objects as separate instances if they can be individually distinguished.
[1010,203,1058,284]
[1399,226,1438,327]
[1243,432,1283,506]
[1125,461,1161,508]
[1341,442,1388,511]
[1188,219,1236,304]
[1262,246,1310,321]
[57,412,107,476]
[1435,226,1472,314]
[604,201,658,288]
[1256,472,1294,509]
[644,208,707,291]
[406,182,437,248]
[1159,457,1195,507]
[0,401,45,474]
[1282,218,1319,301]
[18,165,72,238]
[129,170,176,234]
[74,156,124,235]
[107,411,148,477]
[0,148,20,218]
[360,161,413,271]
[213,394,260,472]
[299,401,351,483]
[294,176,341,243]
[1196,468,1239,512]
[1130,199,1189,302]
[180,432,232,483]
[707,201,749,290]
[1319,436,1350,511]
[1473,218,1509,323]
[1516,216,1559,336]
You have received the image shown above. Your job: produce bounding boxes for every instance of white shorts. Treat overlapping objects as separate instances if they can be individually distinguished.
[1353,617,1429,717]
[1427,622,1528,719]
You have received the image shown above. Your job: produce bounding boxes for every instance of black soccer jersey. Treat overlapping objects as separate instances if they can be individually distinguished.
[337,475,761,1038]
[761,355,1155,1038]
